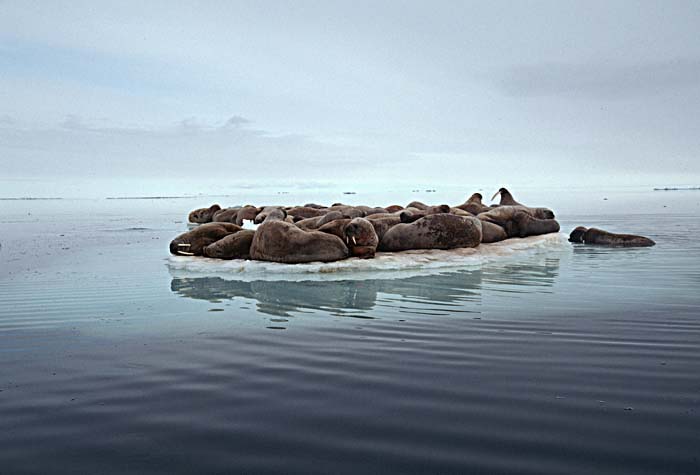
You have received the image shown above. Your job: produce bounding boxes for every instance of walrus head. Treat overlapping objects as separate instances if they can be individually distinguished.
[344,218,379,259]
[568,226,588,243]
[491,188,520,206]
[467,193,483,204]
[254,207,287,224]
[188,204,222,223]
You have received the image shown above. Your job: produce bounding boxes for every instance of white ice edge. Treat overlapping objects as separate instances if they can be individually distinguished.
[167,233,570,282]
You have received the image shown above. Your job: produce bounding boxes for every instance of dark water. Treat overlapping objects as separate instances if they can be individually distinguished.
[1,196,699,474]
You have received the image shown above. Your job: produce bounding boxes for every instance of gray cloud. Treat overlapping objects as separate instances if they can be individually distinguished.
[1,1,699,193]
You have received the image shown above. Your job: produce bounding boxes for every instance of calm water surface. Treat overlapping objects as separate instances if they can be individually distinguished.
[1,188,699,474]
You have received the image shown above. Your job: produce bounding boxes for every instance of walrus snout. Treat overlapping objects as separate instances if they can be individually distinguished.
[569,226,588,243]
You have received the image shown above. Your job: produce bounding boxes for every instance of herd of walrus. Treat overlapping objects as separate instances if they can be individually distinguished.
[169,187,655,264]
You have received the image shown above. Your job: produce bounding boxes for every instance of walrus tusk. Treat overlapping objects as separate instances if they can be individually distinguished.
[177,250,195,256]
[352,236,357,245]
[491,190,501,201]
[177,243,191,247]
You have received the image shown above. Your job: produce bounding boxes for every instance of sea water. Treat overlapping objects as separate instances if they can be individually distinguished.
[1,185,699,474]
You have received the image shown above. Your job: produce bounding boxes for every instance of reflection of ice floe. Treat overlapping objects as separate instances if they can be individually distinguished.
[167,233,569,282]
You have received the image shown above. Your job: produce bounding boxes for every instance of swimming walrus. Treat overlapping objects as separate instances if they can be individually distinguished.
[568,227,655,247]
[250,209,349,263]
[170,222,241,256]
[203,229,256,259]
[379,214,482,252]
[188,204,222,223]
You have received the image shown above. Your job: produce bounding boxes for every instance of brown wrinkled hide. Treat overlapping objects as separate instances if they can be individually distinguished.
[379,214,482,251]
[367,216,401,241]
[287,206,327,220]
[235,205,260,225]
[478,206,559,238]
[456,193,492,215]
[344,218,379,258]
[212,207,241,223]
[188,204,222,223]
[250,213,349,263]
[580,227,655,247]
[479,220,509,243]
[203,230,255,259]
[170,222,241,256]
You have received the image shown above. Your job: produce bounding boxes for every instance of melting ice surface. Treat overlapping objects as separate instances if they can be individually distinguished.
[168,233,569,282]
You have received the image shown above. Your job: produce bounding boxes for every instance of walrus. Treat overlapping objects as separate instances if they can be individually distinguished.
[478,206,560,238]
[385,205,404,213]
[325,205,365,219]
[286,206,327,220]
[491,187,523,206]
[479,220,509,243]
[367,216,401,241]
[234,205,260,225]
[344,218,379,258]
[170,222,241,256]
[568,226,588,243]
[379,214,482,252]
[400,204,451,223]
[317,218,350,240]
[211,207,241,223]
[250,209,349,263]
[491,188,555,219]
[296,211,344,230]
[254,206,284,224]
[451,207,474,217]
[203,229,255,259]
[356,206,388,215]
[569,227,655,247]
[188,204,222,224]
[406,201,429,210]
[318,216,401,244]
[456,193,492,215]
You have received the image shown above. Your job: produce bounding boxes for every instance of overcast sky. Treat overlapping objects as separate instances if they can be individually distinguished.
[1,0,699,194]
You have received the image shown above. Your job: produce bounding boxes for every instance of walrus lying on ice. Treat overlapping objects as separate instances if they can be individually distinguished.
[175,187,564,262]
[250,209,349,264]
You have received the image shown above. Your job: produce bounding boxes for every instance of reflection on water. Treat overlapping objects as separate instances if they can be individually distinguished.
[170,256,561,321]
[2,201,700,474]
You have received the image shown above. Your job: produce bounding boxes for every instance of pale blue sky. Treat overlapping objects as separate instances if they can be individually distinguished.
[1,0,699,195]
